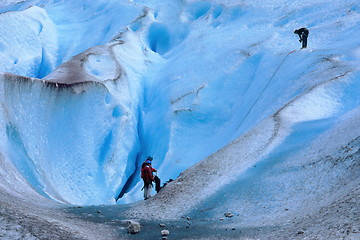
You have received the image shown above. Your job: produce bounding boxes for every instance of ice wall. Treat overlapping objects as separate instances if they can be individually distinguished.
[0,6,57,78]
[0,29,158,205]
[0,0,359,206]
[0,1,143,77]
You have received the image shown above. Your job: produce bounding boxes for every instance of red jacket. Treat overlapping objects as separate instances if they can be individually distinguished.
[141,164,156,183]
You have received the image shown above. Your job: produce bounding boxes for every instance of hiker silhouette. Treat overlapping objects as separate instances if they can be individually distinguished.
[294,27,309,49]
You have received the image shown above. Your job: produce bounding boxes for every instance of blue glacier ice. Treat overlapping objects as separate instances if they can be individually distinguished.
[0,1,359,238]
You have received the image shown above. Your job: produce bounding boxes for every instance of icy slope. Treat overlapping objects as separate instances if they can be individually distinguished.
[0,0,359,210]
[122,113,359,238]
[0,0,359,239]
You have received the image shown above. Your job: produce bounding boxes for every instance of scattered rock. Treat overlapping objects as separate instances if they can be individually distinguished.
[161,229,170,236]
[127,221,141,234]
[225,227,236,231]
[219,218,224,221]
[159,223,166,227]
[186,216,191,220]
[224,212,234,218]
[297,230,304,235]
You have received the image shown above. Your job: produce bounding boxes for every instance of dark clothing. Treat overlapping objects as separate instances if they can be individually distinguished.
[294,28,309,49]
[140,163,157,200]
[154,175,162,193]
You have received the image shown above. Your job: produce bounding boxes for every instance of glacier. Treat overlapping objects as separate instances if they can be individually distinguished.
[0,0,359,239]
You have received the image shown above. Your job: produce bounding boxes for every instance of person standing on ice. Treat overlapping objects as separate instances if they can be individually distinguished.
[141,156,158,200]
[294,27,309,49]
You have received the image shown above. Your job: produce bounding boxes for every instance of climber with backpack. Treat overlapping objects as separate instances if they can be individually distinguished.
[294,27,309,49]
[141,156,161,200]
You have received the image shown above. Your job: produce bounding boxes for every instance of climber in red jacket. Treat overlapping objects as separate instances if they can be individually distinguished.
[141,156,157,200]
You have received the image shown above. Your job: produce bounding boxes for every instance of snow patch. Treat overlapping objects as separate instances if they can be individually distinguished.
[281,84,341,123]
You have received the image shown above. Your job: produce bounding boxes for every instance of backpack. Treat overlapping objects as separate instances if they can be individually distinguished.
[141,165,153,184]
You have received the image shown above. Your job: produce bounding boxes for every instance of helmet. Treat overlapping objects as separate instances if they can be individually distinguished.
[145,156,153,164]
